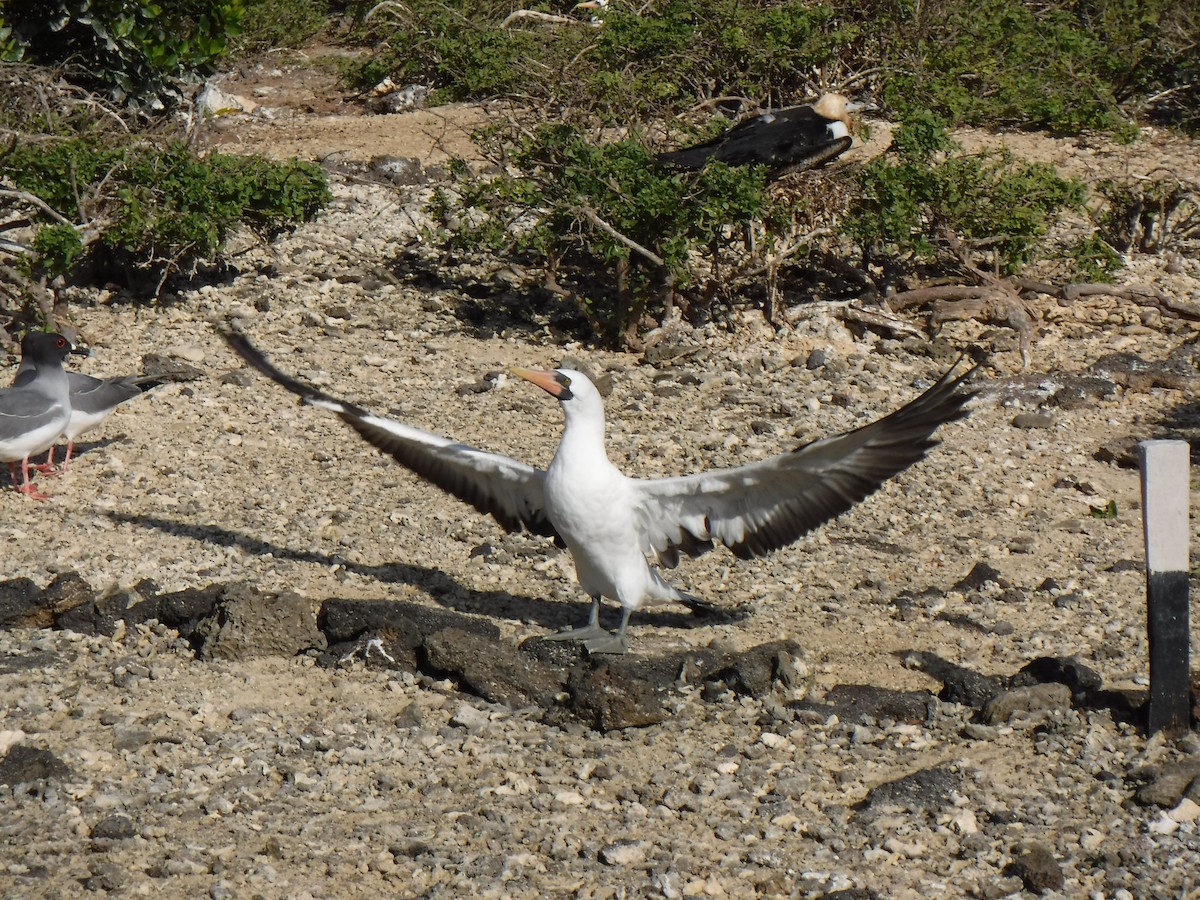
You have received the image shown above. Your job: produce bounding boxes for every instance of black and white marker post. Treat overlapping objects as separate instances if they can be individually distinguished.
[1139,439,1192,737]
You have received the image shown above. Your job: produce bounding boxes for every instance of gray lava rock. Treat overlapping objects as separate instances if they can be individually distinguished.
[1135,755,1200,808]
[0,745,71,786]
[1094,437,1140,468]
[1005,841,1064,893]
[319,597,500,670]
[984,682,1072,725]
[707,640,804,698]
[0,572,99,629]
[953,562,1010,591]
[908,653,1006,709]
[141,584,224,629]
[193,585,327,660]
[858,764,961,819]
[91,814,137,842]
[55,581,157,636]
[367,155,427,185]
[795,684,937,725]
[565,662,667,731]
[1050,375,1117,410]
[423,627,565,708]
[0,577,48,627]
[1010,656,1103,703]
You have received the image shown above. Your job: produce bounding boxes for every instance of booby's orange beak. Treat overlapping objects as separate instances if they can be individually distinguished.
[510,366,564,397]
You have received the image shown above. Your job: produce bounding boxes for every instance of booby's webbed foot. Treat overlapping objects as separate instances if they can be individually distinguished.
[582,632,628,655]
[543,624,610,643]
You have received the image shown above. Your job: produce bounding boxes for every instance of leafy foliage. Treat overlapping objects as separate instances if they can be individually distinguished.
[882,0,1199,135]
[846,114,1086,274]
[2,137,330,287]
[346,0,853,121]
[0,0,244,109]
[347,0,1197,135]
[237,0,329,51]
[431,123,773,344]
[28,223,83,280]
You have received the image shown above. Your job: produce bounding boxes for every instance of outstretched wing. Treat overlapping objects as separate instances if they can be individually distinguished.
[222,331,561,542]
[633,363,976,565]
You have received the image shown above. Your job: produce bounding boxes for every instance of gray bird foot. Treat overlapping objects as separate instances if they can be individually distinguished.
[582,633,629,655]
[543,624,610,643]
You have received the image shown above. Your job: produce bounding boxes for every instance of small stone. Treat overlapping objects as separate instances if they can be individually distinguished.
[1012,412,1054,429]
[91,814,137,841]
[0,730,25,756]
[1136,755,1200,807]
[1168,797,1200,823]
[599,840,648,866]
[450,703,490,731]
[1006,841,1063,893]
[984,683,1071,725]
[953,562,1009,591]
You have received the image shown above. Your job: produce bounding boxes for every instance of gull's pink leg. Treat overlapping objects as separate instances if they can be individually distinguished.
[29,446,59,474]
[10,457,49,500]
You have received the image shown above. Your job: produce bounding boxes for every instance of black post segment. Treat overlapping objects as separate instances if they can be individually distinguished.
[1139,440,1191,738]
[1147,570,1191,737]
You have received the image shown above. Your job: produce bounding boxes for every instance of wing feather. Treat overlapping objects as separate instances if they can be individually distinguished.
[635,363,977,562]
[222,331,560,542]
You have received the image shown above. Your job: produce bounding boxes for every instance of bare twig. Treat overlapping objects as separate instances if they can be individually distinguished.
[1062,283,1200,320]
[501,9,578,28]
[839,302,925,337]
[0,189,73,227]
[363,1,411,23]
[577,205,667,267]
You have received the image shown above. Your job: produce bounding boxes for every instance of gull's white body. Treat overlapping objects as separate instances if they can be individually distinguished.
[12,360,157,468]
[1,333,79,498]
[224,332,975,652]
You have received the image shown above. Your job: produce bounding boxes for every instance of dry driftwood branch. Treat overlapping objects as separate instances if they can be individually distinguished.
[501,9,579,28]
[362,1,411,24]
[1013,277,1200,320]
[0,188,74,227]
[838,302,925,337]
[929,288,1036,367]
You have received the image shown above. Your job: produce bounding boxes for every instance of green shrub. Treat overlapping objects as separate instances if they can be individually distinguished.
[347,0,853,121]
[237,0,329,52]
[846,113,1085,274]
[29,223,83,279]
[879,0,1181,135]
[1063,233,1123,283]
[2,137,330,286]
[0,0,244,109]
[346,0,1197,135]
[430,123,773,345]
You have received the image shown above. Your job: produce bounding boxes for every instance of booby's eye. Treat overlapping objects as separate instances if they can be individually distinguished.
[558,374,572,388]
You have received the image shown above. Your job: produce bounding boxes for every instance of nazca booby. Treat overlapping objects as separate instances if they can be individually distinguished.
[657,93,862,178]
[223,331,976,653]
[12,355,161,471]
[1,332,85,498]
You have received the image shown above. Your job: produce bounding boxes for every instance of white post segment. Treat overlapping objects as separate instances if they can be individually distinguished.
[1142,440,1189,574]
